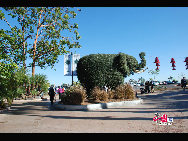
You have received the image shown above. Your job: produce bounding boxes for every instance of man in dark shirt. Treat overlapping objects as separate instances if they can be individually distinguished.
[49,86,55,105]
[181,77,187,91]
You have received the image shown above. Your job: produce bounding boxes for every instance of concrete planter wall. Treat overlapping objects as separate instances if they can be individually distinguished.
[54,98,143,111]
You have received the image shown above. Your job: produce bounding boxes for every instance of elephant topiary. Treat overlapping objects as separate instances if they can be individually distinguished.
[77,52,146,96]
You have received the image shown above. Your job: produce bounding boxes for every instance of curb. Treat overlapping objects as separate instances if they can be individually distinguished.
[0,106,11,113]
[54,98,143,111]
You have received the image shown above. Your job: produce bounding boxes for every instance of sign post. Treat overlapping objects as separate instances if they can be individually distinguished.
[64,53,80,85]
[71,52,73,85]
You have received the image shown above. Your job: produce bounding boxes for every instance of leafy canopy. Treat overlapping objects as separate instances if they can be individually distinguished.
[0,7,81,69]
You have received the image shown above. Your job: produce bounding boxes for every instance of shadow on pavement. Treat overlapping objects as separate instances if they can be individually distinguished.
[1,100,60,115]
[1,90,188,122]
[40,115,152,120]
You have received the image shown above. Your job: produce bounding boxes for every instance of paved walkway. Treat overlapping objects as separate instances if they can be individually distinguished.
[0,90,188,133]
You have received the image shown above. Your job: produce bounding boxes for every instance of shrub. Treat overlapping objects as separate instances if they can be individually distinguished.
[91,86,108,101]
[0,62,19,104]
[114,84,135,100]
[77,52,146,96]
[61,84,87,105]
[0,100,6,109]
[124,84,136,99]
[31,89,39,97]
[107,89,115,99]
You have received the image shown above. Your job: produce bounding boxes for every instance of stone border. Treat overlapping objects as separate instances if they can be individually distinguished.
[54,98,143,111]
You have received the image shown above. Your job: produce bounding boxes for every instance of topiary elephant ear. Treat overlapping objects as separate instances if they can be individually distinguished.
[113,53,129,77]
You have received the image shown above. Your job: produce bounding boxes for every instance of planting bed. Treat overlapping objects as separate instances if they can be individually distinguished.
[54,98,143,111]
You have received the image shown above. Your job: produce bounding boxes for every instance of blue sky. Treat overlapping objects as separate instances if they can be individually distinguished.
[2,7,188,86]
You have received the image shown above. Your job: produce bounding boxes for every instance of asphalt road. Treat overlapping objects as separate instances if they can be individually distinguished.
[0,89,188,133]
[133,84,181,92]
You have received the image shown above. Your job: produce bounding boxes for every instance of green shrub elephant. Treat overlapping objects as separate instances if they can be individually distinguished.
[77,52,146,96]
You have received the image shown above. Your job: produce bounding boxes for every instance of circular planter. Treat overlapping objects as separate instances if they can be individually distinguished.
[54,98,143,111]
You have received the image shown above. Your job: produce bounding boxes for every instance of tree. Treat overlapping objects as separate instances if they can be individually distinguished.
[172,79,178,83]
[0,7,32,69]
[33,73,49,94]
[138,77,145,85]
[129,79,136,83]
[168,76,173,82]
[14,67,29,96]
[0,29,19,104]
[148,69,160,81]
[0,7,81,79]
[0,61,18,106]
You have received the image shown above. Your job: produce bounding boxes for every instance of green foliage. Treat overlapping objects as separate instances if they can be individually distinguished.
[138,77,145,85]
[16,87,26,97]
[138,52,146,69]
[77,52,146,96]
[0,61,19,105]
[30,89,39,96]
[0,7,82,75]
[0,100,6,109]
[0,19,26,66]
[168,76,173,81]
[0,62,49,108]
[148,69,160,80]
[13,68,49,96]
[33,74,49,93]
[0,7,82,106]
[15,67,28,87]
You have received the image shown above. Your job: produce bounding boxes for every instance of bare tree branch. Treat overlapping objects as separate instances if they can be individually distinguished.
[3,17,12,29]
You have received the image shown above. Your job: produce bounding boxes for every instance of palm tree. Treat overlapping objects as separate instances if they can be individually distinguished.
[14,67,29,96]
[148,69,160,80]
[35,74,49,94]
[36,74,46,91]
[168,76,173,82]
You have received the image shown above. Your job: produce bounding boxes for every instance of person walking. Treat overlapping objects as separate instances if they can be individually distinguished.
[181,77,187,91]
[57,86,64,100]
[54,87,58,101]
[62,86,65,95]
[49,86,55,105]
[150,81,154,93]
[148,81,152,93]
[145,81,149,93]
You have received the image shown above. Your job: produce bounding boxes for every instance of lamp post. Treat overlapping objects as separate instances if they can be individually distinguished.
[71,52,73,86]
